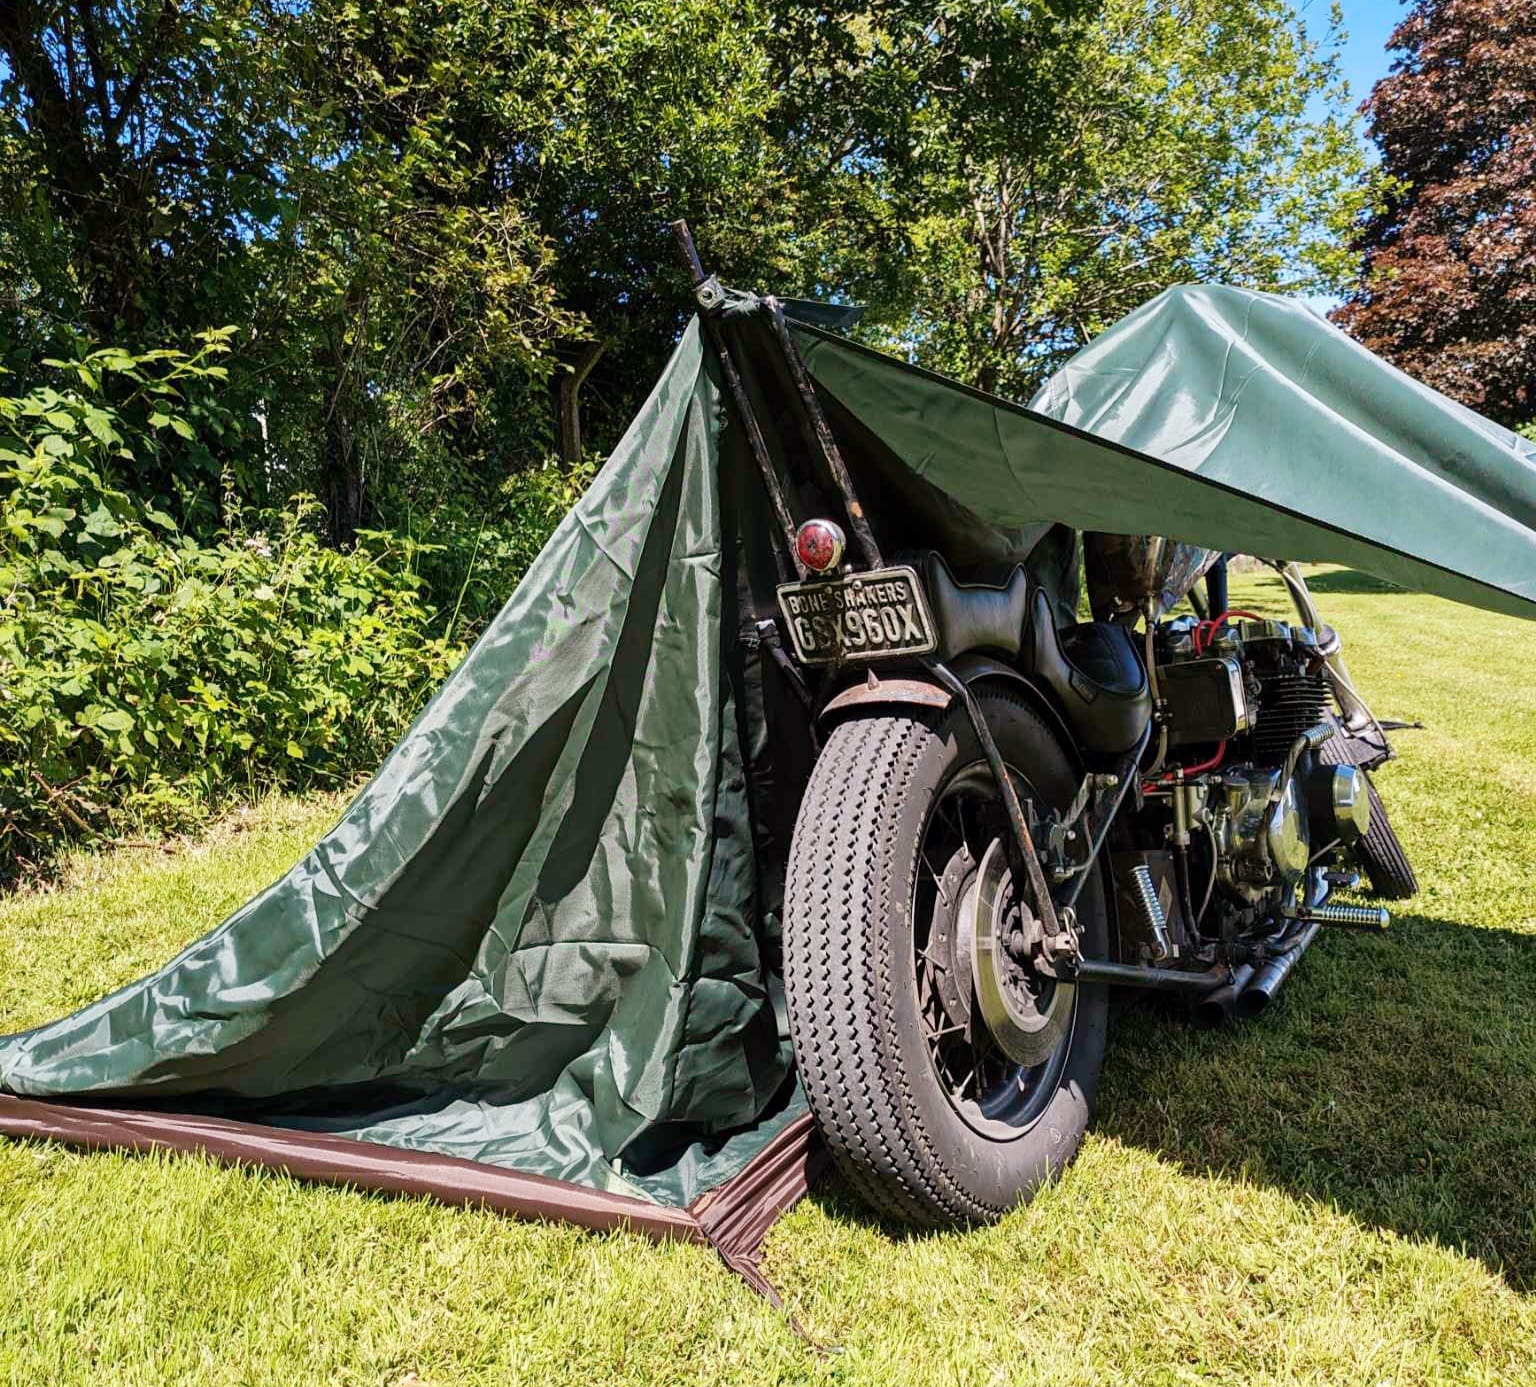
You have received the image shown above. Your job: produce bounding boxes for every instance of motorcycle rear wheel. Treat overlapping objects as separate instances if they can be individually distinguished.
[782,690,1109,1227]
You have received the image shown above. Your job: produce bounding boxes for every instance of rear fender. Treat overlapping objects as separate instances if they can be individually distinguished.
[818,657,1082,774]
[945,653,1083,774]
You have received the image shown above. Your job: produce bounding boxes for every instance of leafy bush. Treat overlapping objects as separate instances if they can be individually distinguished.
[404,458,598,642]
[1,344,460,879]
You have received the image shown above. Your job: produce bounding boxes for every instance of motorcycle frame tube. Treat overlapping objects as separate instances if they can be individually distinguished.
[1058,721,1153,914]
[1071,958,1232,993]
[763,295,884,571]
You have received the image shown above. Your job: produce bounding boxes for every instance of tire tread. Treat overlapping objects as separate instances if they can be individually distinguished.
[783,711,1008,1226]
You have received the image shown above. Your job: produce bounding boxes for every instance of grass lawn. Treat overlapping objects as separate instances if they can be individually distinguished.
[3,565,1535,1385]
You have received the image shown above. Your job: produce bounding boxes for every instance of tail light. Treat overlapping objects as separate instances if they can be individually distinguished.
[795,518,846,573]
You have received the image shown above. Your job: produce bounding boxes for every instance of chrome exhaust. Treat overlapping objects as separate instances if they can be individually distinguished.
[1196,902,1389,1025]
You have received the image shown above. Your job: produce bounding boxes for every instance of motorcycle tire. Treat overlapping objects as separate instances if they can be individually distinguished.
[782,689,1109,1227]
[1358,773,1419,900]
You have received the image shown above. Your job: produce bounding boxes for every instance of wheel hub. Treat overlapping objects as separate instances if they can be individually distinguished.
[971,838,1075,1065]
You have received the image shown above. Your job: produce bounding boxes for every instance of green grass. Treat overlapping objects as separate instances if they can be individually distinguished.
[3,566,1536,1385]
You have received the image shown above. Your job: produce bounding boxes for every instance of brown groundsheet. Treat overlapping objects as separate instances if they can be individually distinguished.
[0,1095,821,1299]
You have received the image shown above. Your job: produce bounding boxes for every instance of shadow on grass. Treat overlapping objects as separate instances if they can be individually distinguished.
[1095,911,1536,1290]
[1300,568,1415,597]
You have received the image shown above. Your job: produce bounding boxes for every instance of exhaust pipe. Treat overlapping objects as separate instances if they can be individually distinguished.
[1233,921,1322,1020]
[1233,901,1389,1020]
[1196,901,1389,1026]
[1192,963,1255,1027]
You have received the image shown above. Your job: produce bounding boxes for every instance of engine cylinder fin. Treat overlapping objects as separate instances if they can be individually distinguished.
[1252,672,1330,761]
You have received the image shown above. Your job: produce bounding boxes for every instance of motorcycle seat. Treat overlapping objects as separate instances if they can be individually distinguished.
[1024,589,1152,757]
[914,551,1030,660]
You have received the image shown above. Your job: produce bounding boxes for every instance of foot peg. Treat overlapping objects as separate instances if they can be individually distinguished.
[1293,902,1390,931]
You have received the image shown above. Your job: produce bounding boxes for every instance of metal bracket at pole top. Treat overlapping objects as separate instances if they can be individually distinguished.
[669,219,804,582]
[693,275,727,312]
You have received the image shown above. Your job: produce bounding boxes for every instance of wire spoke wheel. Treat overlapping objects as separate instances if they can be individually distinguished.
[783,690,1110,1227]
[913,764,1072,1138]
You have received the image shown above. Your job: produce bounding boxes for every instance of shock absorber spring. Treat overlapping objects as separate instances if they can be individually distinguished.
[1130,863,1173,961]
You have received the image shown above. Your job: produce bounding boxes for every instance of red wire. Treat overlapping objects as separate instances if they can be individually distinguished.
[1192,608,1266,655]
[1144,740,1227,792]
[1180,741,1227,776]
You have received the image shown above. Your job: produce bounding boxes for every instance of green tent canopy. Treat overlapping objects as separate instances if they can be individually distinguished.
[3,285,1533,1289]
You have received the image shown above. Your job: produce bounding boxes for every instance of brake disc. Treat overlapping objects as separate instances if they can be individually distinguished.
[926,843,976,1031]
[971,838,1075,1066]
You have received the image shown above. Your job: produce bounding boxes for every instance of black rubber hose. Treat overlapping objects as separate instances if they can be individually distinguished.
[1206,556,1230,614]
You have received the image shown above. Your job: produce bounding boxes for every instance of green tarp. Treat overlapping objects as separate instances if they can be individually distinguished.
[795,284,1536,619]
[0,320,801,1207]
[2,285,1534,1213]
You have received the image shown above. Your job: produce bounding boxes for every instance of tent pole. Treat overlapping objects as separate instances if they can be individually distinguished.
[763,295,884,571]
[669,220,804,582]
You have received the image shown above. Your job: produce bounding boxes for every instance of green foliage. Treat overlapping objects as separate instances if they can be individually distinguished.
[404,458,600,643]
[0,0,1373,543]
[846,0,1377,396]
[0,346,461,877]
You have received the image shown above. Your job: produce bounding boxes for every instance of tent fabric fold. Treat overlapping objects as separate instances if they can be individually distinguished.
[3,282,1535,1288]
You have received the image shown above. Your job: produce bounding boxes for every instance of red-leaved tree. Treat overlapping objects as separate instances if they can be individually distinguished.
[1333,0,1536,427]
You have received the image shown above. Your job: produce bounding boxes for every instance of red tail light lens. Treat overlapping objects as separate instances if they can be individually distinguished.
[795,519,846,573]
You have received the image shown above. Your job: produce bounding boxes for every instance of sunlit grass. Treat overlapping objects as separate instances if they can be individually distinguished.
[2,566,1534,1384]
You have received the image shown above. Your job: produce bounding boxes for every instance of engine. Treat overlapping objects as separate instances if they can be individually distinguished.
[1117,615,1372,957]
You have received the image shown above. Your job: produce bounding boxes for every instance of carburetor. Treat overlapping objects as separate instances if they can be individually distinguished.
[1208,766,1310,901]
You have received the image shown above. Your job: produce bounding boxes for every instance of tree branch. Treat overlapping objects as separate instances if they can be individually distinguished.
[103,0,180,144]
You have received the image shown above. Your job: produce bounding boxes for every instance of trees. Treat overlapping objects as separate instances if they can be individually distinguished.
[1,0,1374,543]
[835,0,1371,398]
[0,0,803,537]
[0,1,310,354]
[1334,0,1536,429]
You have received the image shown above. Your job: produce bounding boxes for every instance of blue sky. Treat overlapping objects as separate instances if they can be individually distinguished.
[1298,0,1407,309]
[1324,0,1409,120]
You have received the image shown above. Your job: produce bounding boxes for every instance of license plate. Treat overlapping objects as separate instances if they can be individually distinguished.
[776,565,938,665]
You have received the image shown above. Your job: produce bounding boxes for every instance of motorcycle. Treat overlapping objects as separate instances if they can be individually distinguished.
[778,534,1416,1227]
[670,223,1420,1229]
